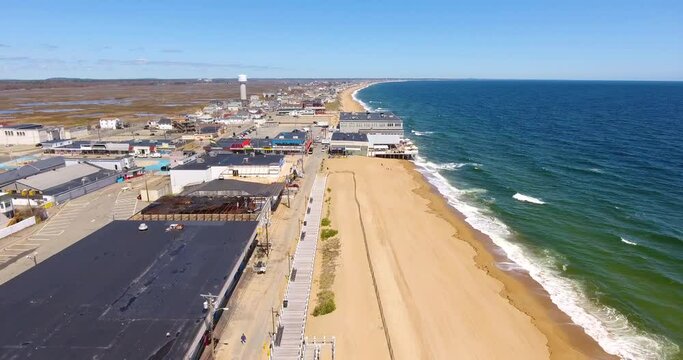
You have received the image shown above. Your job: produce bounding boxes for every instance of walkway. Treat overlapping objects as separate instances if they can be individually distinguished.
[271,175,327,359]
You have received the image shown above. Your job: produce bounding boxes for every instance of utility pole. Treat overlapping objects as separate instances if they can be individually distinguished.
[200,293,219,359]
[271,307,279,339]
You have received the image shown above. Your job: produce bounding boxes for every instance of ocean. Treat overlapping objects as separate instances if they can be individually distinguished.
[355,80,683,360]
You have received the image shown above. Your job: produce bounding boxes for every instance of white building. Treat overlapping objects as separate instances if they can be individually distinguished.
[158,118,173,130]
[0,124,66,145]
[170,154,285,193]
[339,111,404,136]
[99,118,122,130]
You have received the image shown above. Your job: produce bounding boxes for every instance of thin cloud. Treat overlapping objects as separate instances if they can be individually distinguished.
[41,44,59,50]
[0,56,30,61]
[161,49,183,53]
[128,47,145,52]
[97,58,281,70]
[0,44,9,48]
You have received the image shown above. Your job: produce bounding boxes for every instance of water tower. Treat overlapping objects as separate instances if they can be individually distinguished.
[238,74,247,101]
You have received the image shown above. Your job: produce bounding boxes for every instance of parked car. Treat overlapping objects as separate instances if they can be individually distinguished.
[150,152,162,158]
[254,261,267,274]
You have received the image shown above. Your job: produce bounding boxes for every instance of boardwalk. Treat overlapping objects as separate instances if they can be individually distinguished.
[271,175,327,360]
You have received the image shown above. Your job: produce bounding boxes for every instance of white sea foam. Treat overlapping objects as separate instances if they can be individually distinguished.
[422,161,480,171]
[412,155,679,360]
[513,193,546,205]
[411,130,434,136]
[351,85,373,111]
[621,237,638,246]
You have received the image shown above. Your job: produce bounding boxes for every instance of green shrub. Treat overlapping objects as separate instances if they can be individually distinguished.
[312,290,336,316]
[321,217,331,227]
[320,228,338,240]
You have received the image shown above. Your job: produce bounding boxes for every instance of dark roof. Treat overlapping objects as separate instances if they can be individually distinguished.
[274,130,306,140]
[183,179,284,198]
[158,118,172,124]
[331,132,368,142]
[2,123,44,130]
[141,196,261,215]
[339,111,402,122]
[173,154,284,170]
[0,220,257,359]
[0,157,65,186]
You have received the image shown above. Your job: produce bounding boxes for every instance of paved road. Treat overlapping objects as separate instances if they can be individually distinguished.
[214,149,324,360]
[0,174,167,284]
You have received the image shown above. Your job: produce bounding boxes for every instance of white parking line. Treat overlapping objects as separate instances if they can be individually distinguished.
[28,238,51,242]
[37,230,64,236]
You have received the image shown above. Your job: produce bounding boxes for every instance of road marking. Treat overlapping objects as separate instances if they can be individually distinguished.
[28,237,50,242]
[37,230,64,236]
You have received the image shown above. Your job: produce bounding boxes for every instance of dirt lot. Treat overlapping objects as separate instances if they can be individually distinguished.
[0,79,290,127]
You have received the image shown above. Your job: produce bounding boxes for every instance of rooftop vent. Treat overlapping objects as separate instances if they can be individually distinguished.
[138,223,149,231]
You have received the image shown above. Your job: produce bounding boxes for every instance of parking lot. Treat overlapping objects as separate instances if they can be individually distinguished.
[0,174,167,284]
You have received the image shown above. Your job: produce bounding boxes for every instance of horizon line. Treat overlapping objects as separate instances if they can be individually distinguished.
[1,77,682,82]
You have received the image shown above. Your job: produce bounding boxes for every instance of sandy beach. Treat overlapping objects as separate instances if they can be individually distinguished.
[304,84,615,359]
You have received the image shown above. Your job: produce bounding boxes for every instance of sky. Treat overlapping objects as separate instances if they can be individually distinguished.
[1,0,682,80]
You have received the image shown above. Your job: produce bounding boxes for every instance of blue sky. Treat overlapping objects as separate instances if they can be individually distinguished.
[1,0,681,80]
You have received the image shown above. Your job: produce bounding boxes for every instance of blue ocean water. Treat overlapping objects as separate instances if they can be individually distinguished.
[356,80,683,360]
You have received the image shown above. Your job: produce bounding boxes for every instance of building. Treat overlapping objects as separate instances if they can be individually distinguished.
[64,155,135,172]
[271,131,312,153]
[330,132,369,156]
[0,192,14,218]
[158,117,173,130]
[339,111,404,136]
[10,162,119,203]
[0,220,258,359]
[99,117,123,129]
[42,140,131,156]
[170,153,285,193]
[0,124,66,145]
[0,157,66,188]
[182,179,285,211]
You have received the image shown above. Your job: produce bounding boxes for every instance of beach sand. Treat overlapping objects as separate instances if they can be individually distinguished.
[303,83,615,359]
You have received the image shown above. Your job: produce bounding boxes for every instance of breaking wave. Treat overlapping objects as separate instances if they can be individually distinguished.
[412,155,679,360]
[513,193,546,205]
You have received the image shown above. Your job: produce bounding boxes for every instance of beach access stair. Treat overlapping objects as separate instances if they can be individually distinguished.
[270,175,327,360]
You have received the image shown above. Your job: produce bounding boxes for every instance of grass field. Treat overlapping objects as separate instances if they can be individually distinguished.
[0,79,289,127]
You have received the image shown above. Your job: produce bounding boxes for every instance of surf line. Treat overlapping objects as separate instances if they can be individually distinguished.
[341,170,396,360]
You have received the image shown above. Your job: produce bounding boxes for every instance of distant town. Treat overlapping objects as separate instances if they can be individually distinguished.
[0,76,417,359]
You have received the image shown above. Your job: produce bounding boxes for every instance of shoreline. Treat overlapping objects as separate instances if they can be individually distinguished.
[339,83,616,359]
[405,162,616,359]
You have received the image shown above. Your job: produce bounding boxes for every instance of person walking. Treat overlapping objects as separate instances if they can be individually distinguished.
[241,333,247,344]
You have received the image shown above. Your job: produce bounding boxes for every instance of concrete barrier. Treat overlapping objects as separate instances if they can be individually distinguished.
[0,216,36,239]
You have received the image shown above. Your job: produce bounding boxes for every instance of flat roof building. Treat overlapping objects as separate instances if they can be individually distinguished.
[170,154,285,193]
[11,162,119,203]
[330,132,369,156]
[0,123,66,145]
[0,220,258,359]
[339,111,404,136]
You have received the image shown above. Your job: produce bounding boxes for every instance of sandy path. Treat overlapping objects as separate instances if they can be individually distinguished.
[304,157,557,359]
[305,172,391,359]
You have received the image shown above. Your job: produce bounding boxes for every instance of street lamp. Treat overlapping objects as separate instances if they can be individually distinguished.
[200,294,229,359]
[26,252,38,266]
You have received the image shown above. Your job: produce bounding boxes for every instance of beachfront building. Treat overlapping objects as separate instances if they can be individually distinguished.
[330,132,369,156]
[170,153,285,193]
[339,111,404,136]
[271,131,312,153]
[99,118,123,130]
[0,124,66,145]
